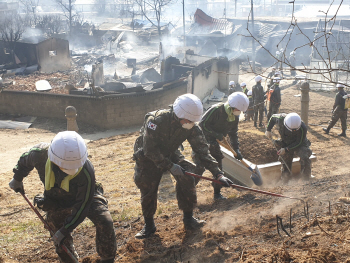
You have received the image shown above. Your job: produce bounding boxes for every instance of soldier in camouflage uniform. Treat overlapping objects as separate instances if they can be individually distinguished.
[252,75,266,127]
[265,113,312,182]
[193,92,249,200]
[266,76,281,122]
[133,94,233,239]
[323,83,349,137]
[9,131,116,263]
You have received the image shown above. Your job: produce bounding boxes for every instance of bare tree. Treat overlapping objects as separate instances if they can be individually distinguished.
[19,0,40,25]
[36,15,63,36]
[0,14,26,48]
[55,0,77,35]
[244,0,350,89]
[134,0,173,41]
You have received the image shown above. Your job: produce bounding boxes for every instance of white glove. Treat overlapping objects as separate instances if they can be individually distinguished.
[277,148,286,156]
[9,178,24,193]
[265,131,273,139]
[343,95,350,99]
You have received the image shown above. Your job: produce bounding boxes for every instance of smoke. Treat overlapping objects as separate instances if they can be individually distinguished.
[205,198,295,232]
[22,27,44,43]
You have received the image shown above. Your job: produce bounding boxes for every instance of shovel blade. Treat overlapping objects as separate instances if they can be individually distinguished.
[250,166,263,186]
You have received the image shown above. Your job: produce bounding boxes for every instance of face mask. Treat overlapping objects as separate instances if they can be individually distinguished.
[60,168,79,175]
[233,110,241,116]
[182,122,195,130]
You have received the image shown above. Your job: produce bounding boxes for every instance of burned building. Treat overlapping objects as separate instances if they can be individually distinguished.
[0,37,70,73]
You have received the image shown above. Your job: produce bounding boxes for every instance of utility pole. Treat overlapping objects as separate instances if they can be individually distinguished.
[235,0,237,17]
[251,0,256,73]
[183,0,186,47]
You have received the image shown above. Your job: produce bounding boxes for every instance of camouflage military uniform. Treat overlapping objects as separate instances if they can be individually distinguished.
[252,82,265,124]
[267,84,281,122]
[267,114,312,180]
[13,143,116,263]
[133,107,221,217]
[192,103,240,192]
[327,89,348,133]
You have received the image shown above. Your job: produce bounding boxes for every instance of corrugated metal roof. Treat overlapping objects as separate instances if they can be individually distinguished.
[187,8,234,37]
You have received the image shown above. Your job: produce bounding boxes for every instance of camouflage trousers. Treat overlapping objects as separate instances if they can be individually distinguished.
[267,103,280,123]
[192,141,223,193]
[46,195,116,263]
[327,107,348,132]
[134,158,202,217]
[254,102,265,124]
[245,108,254,121]
[274,140,312,180]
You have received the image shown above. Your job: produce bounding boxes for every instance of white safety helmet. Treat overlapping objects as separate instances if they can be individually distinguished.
[276,51,280,56]
[227,92,249,112]
[274,71,281,76]
[336,83,345,88]
[240,82,246,87]
[173,93,203,122]
[48,131,88,170]
[280,48,284,52]
[247,90,252,96]
[229,80,235,86]
[284,113,302,132]
[273,77,281,83]
[255,75,263,82]
[290,51,296,56]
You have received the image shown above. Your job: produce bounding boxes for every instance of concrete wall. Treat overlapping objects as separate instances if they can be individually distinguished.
[37,38,70,73]
[229,60,240,86]
[185,54,213,66]
[191,59,220,101]
[0,81,187,129]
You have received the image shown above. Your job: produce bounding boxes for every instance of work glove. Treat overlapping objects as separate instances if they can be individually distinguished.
[265,131,273,139]
[277,148,286,156]
[234,149,243,160]
[343,95,350,99]
[216,173,233,187]
[169,164,185,177]
[9,178,24,193]
[52,229,66,247]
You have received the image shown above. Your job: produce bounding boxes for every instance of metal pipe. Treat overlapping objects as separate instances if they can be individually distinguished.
[185,171,305,203]
[20,192,79,263]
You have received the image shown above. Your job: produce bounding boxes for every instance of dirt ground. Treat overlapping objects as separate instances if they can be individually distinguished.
[2,74,350,262]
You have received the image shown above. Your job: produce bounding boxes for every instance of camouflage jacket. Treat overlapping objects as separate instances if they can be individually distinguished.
[267,113,309,151]
[134,107,221,176]
[252,83,265,103]
[13,142,95,236]
[199,103,239,149]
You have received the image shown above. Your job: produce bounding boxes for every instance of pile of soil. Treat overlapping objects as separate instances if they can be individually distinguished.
[238,130,278,164]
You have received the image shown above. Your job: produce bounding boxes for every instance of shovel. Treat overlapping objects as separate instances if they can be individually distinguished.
[20,192,79,263]
[217,138,263,186]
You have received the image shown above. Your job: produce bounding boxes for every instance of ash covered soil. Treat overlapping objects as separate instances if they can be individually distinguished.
[2,83,350,262]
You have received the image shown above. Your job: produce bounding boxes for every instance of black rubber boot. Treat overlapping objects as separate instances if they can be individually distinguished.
[183,211,205,230]
[135,217,156,239]
[213,189,227,200]
[254,122,257,127]
[259,123,264,127]
[101,258,115,263]
[338,131,346,137]
[323,127,330,134]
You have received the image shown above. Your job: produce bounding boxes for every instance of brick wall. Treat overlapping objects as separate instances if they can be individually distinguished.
[0,81,187,129]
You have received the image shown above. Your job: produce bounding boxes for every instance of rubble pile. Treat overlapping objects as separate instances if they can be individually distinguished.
[2,71,82,94]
